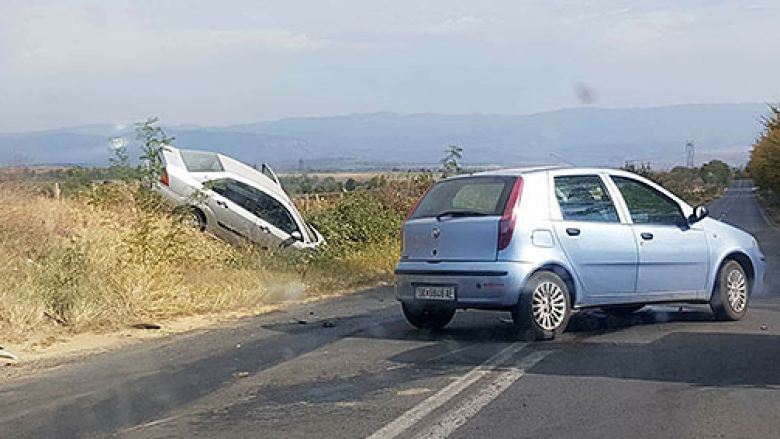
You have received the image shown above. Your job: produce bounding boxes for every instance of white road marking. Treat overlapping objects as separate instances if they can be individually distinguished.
[414,350,552,439]
[366,342,533,439]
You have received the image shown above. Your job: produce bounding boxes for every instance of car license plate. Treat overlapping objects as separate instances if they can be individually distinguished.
[415,285,455,301]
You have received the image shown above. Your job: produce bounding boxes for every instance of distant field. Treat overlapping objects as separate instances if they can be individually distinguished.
[279,171,422,182]
[0,166,68,175]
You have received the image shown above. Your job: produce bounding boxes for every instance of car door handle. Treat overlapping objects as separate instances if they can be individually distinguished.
[640,232,654,241]
[566,228,581,236]
[216,200,228,208]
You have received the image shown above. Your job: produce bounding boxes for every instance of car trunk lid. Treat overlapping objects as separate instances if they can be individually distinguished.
[401,175,519,262]
[402,216,502,261]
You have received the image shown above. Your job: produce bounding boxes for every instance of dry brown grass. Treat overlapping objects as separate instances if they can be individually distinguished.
[0,175,430,343]
[0,183,290,341]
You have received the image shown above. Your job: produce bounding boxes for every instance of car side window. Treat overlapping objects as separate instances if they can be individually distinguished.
[250,190,299,235]
[612,176,684,226]
[554,175,620,223]
[207,179,299,234]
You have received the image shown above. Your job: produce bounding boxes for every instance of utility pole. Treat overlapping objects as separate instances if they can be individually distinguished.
[685,141,695,168]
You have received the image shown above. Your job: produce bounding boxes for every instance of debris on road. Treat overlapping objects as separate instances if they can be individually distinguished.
[131,323,162,330]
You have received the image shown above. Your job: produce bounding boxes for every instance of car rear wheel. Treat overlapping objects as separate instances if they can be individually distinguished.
[177,207,206,231]
[710,260,749,321]
[402,303,456,330]
[512,271,571,341]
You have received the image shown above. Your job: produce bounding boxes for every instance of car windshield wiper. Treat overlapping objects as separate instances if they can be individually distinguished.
[435,210,489,220]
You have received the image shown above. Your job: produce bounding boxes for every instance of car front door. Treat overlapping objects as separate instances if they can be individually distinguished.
[241,187,304,248]
[551,174,639,299]
[610,175,709,298]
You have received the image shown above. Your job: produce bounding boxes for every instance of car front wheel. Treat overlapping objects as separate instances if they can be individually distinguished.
[402,303,456,330]
[512,271,571,340]
[710,260,749,321]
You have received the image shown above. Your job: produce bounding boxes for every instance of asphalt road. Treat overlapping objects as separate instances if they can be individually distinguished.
[2,179,779,439]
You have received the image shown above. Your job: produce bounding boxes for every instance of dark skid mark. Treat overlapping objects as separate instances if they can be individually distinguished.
[530,332,780,388]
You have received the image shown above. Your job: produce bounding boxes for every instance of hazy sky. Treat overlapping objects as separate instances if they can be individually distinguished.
[1,0,778,132]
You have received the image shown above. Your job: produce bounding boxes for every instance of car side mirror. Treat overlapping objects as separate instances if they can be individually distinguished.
[290,231,303,241]
[688,205,709,224]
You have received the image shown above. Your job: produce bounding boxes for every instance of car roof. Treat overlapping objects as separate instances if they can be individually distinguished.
[162,145,293,203]
[472,165,626,177]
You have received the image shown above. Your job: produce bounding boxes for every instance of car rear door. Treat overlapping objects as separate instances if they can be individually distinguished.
[551,173,639,297]
[204,178,262,244]
[610,175,709,297]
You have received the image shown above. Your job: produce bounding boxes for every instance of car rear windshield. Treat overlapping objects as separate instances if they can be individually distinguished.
[181,150,224,172]
[410,176,516,220]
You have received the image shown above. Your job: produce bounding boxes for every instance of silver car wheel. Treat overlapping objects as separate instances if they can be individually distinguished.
[181,210,203,230]
[726,269,747,313]
[532,281,567,331]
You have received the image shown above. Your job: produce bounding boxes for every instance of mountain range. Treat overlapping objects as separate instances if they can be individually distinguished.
[0,103,768,171]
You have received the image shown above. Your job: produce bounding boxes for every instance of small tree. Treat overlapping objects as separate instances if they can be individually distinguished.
[747,104,780,194]
[441,145,463,175]
[108,137,136,181]
[135,117,175,188]
[700,160,730,186]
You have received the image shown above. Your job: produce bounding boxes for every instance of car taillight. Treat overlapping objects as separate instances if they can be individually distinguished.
[160,169,170,186]
[498,176,524,251]
[401,184,434,249]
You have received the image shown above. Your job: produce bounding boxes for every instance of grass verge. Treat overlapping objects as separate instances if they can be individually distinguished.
[755,189,780,226]
[0,178,429,343]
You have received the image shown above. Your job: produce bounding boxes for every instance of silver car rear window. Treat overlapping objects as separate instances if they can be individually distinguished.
[410,176,515,219]
[180,150,224,172]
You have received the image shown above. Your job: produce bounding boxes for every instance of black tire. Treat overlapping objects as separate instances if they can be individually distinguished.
[402,303,456,330]
[603,305,644,317]
[176,206,206,231]
[512,271,572,341]
[710,260,749,321]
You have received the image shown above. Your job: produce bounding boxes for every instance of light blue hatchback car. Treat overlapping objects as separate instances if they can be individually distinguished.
[395,167,766,340]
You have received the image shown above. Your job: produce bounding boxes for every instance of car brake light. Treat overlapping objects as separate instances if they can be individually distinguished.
[160,169,170,186]
[401,183,434,249]
[498,176,524,251]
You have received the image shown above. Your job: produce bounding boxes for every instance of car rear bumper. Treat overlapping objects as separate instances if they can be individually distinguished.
[394,261,536,309]
[155,183,188,205]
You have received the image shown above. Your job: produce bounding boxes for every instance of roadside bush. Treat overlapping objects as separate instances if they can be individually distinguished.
[747,105,780,195]
[625,162,733,206]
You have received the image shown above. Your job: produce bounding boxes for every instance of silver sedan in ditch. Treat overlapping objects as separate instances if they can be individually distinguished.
[156,146,323,250]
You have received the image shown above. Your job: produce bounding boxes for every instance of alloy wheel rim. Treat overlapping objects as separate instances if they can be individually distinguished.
[183,212,201,229]
[726,269,747,313]
[532,281,566,330]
